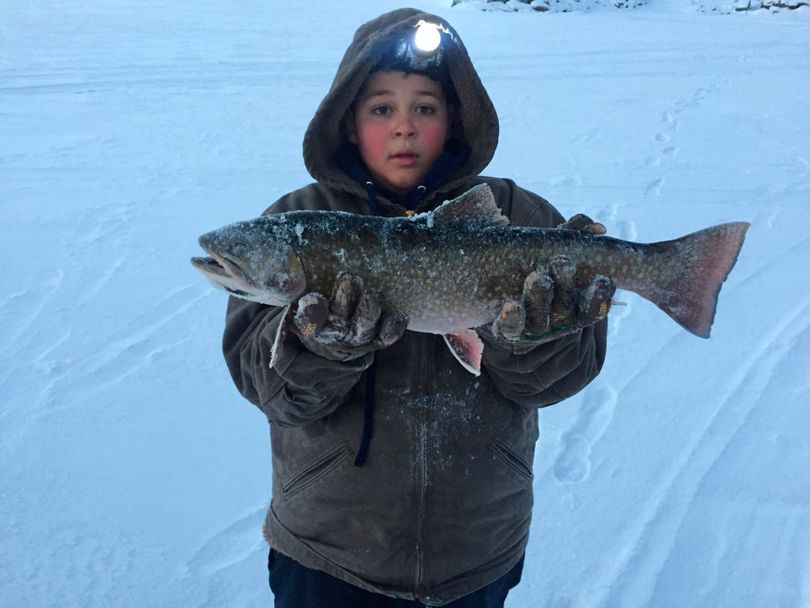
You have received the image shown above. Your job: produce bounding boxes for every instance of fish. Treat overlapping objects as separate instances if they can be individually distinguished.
[191,183,749,374]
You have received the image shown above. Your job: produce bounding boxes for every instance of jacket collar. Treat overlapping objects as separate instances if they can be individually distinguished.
[333,140,471,212]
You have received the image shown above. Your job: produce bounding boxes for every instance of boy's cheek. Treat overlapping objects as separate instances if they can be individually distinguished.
[428,126,450,145]
[421,126,450,152]
[356,126,389,156]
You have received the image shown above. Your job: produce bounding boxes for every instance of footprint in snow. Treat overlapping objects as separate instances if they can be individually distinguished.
[553,385,618,484]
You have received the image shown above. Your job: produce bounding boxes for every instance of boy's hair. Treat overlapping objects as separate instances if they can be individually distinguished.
[369,61,459,110]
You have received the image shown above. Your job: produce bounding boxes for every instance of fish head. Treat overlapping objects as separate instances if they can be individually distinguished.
[191,217,306,306]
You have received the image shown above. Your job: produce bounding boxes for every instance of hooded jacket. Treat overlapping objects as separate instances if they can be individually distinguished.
[222,8,607,606]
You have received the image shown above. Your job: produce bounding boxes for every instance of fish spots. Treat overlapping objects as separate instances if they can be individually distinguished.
[198,190,743,341]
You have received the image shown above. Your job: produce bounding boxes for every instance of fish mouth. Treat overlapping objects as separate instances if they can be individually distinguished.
[191,254,253,291]
[191,252,249,284]
[191,238,261,299]
[191,255,229,278]
[195,235,253,284]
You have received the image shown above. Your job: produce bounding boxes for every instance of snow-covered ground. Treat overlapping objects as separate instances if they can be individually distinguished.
[2,1,809,606]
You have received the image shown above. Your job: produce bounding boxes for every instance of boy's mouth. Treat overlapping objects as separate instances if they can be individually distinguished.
[390,151,419,165]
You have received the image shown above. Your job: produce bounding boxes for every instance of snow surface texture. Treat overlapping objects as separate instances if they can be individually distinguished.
[2,1,810,607]
[455,0,809,13]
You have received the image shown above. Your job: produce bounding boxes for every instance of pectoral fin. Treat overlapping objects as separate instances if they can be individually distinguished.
[443,329,484,376]
[270,304,296,369]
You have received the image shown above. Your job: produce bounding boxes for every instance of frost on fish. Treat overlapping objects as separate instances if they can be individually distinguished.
[192,184,750,373]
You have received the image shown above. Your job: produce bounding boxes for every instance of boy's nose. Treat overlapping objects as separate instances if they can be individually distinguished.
[394,118,416,138]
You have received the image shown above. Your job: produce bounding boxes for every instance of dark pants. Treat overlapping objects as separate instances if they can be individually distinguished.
[268,549,524,608]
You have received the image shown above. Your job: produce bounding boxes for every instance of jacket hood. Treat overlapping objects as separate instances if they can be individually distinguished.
[303,8,499,197]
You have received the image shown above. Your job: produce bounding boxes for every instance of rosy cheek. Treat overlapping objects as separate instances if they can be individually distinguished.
[419,124,449,152]
[357,124,389,157]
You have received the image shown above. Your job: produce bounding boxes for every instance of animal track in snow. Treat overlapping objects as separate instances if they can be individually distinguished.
[594,203,636,239]
[645,84,717,197]
[662,110,680,131]
[645,177,664,197]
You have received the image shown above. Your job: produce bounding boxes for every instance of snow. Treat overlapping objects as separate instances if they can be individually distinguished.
[2,1,810,606]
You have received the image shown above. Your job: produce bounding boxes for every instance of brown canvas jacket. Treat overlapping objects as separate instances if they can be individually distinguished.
[222,8,608,606]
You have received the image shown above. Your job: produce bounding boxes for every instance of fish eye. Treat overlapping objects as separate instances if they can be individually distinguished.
[231,242,249,257]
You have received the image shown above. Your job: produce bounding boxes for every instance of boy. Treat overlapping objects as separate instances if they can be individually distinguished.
[222,8,613,607]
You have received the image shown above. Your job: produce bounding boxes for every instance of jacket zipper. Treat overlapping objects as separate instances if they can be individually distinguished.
[414,333,429,590]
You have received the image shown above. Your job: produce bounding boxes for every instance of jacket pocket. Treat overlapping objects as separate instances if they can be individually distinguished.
[490,439,534,482]
[281,442,351,500]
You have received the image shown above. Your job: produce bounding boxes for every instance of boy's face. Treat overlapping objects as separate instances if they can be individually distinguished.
[347,70,450,196]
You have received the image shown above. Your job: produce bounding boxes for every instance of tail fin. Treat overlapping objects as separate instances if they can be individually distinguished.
[634,222,750,338]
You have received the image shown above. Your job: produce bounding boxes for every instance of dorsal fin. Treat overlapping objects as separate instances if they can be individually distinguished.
[429,184,509,228]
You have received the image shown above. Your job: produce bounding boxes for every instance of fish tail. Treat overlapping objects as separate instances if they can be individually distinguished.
[631,222,750,338]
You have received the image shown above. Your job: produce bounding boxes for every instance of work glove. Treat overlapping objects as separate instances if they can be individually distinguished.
[486,214,616,346]
[291,271,408,361]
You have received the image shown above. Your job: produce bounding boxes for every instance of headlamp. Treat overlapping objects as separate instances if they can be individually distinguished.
[391,20,454,73]
[414,21,442,55]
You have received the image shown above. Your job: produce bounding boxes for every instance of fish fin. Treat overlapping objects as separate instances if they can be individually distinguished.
[633,222,750,338]
[431,184,509,228]
[443,330,484,376]
[270,304,295,369]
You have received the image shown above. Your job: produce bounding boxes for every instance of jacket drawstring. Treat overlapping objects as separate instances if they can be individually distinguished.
[364,180,380,216]
[354,181,380,467]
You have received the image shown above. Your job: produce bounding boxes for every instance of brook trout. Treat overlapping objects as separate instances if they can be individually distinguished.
[192,184,749,374]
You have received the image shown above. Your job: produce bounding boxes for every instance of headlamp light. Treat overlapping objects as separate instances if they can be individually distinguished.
[391,20,454,73]
[414,21,442,55]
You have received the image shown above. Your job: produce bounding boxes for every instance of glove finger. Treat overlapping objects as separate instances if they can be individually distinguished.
[329,271,363,326]
[558,213,607,235]
[346,288,383,346]
[522,269,554,336]
[292,292,329,338]
[491,300,526,341]
[548,256,578,328]
[577,275,616,325]
[375,310,409,349]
